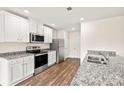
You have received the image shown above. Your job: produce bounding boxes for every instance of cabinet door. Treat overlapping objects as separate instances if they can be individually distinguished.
[52,29,57,39]
[44,26,49,43]
[48,53,53,66]
[27,56,34,76]
[49,28,53,43]
[29,20,37,33]
[4,12,21,42]
[10,58,23,84]
[19,18,29,42]
[44,26,53,43]
[52,51,56,63]
[37,24,44,35]
[48,51,56,66]
[0,12,4,42]
[23,56,34,77]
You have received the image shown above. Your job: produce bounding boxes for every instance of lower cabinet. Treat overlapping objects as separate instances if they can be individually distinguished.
[8,55,34,85]
[10,58,23,84]
[23,56,34,78]
[48,51,56,66]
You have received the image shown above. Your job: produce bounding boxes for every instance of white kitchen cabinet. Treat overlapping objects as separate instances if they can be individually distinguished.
[44,25,53,43]
[29,20,44,36]
[0,11,4,42]
[0,11,29,42]
[48,51,56,66]
[9,58,23,84]
[19,18,29,42]
[4,12,21,42]
[0,55,34,86]
[29,19,37,33]
[52,29,57,39]
[23,56,34,77]
[37,24,44,35]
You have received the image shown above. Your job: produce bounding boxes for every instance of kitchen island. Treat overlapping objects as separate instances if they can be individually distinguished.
[71,55,124,86]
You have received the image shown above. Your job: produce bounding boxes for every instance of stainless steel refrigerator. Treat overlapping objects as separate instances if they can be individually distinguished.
[50,39,64,63]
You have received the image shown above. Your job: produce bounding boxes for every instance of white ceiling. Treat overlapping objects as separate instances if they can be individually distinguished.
[1,7,124,31]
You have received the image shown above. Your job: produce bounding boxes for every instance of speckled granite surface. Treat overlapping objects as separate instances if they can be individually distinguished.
[0,51,34,60]
[71,56,124,86]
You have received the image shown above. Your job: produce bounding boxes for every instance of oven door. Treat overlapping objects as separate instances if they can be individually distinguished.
[35,54,48,69]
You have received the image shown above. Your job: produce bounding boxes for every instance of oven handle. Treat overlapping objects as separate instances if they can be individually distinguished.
[35,53,48,56]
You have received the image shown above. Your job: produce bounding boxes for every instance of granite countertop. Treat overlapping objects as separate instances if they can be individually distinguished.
[0,49,55,60]
[0,51,34,60]
[71,55,124,86]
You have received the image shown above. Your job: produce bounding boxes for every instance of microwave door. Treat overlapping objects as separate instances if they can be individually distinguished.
[35,35,44,42]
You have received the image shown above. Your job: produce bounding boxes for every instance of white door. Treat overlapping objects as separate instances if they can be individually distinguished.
[64,32,69,59]
[68,32,80,58]
[4,12,21,42]
[10,58,23,84]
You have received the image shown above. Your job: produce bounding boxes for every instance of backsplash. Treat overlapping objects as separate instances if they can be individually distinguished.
[0,43,50,53]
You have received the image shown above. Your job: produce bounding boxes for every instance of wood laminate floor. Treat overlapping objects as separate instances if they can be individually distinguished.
[17,58,80,86]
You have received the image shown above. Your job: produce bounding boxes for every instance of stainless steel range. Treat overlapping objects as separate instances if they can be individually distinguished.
[26,46,48,75]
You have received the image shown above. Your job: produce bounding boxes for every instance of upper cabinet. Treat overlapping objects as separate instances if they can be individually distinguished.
[19,18,29,42]
[0,10,54,43]
[29,19,37,33]
[52,29,57,39]
[43,25,53,43]
[5,12,21,42]
[37,24,44,35]
[0,11,4,42]
[29,19,44,36]
[0,11,29,42]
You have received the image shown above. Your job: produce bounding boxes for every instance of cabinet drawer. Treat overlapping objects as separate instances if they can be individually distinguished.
[9,58,23,65]
[23,55,34,63]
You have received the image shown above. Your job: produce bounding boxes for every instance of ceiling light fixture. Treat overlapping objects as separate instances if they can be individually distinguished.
[51,24,55,26]
[24,10,29,14]
[80,17,84,21]
[72,27,75,31]
[67,7,72,12]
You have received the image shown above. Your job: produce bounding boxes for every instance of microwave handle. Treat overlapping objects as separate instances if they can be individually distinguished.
[34,35,36,41]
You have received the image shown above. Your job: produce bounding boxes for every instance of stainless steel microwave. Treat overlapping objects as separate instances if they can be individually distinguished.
[30,33,44,42]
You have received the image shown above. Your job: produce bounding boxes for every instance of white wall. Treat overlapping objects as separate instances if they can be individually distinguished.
[81,16,124,63]
[68,31,80,58]
[0,43,49,53]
